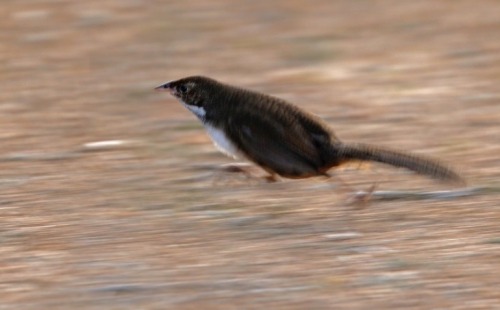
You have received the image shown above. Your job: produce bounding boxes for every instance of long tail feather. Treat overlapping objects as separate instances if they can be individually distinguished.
[336,143,464,184]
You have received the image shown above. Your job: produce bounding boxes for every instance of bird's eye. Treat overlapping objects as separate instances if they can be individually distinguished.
[178,85,188,93]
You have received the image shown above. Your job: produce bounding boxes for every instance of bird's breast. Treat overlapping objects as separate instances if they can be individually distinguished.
[204,124,241,159]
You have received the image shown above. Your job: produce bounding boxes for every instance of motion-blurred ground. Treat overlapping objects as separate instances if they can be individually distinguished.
[1,0,500,309]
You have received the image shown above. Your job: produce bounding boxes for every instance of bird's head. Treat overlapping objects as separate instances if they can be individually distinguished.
[155,76,221,120]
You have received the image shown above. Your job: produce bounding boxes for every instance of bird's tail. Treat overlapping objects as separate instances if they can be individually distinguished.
[334,143,464,184]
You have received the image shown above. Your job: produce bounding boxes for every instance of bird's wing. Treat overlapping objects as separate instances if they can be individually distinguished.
[225,110,325,177]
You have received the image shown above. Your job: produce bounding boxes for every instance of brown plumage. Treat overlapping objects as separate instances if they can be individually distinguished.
[156,76,464,185]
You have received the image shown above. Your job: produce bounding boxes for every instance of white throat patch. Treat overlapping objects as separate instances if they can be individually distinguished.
[182,103,206,119]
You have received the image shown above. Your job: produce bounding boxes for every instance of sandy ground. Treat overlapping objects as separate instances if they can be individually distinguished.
[1,0,500,309]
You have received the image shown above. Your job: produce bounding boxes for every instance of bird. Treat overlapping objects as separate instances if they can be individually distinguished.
[155,76,464,185]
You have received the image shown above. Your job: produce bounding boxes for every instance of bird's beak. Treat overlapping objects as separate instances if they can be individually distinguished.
[154,82,172,93]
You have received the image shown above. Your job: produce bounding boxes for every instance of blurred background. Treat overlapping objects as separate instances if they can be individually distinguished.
[1,0,500,308]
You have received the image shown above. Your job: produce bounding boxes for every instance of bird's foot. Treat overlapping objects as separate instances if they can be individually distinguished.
[345,183,378,207]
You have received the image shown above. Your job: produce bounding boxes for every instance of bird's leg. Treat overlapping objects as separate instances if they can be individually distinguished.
[219,163,254,176]
[348,183,378,206]
[212,163,277,185]
[211,163,280,183]
[324,172,356,193]
[217,163,254,179]
[325,171,379,206]
[211,162,256,185]
[264,173,279,183]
